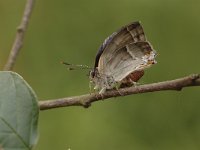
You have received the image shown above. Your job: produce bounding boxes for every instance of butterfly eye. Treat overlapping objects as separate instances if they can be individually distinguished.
[89,70,95,78]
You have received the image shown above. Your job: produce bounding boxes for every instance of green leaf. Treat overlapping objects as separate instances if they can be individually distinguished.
[0,71,39,150]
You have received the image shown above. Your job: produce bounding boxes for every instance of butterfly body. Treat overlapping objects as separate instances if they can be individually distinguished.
[90,21,157,94]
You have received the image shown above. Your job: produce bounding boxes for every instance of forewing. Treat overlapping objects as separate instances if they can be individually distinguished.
[94,21,146,68]
[98,41,156,81]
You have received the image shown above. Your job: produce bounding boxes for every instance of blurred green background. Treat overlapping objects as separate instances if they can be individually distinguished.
[1,0,200,149]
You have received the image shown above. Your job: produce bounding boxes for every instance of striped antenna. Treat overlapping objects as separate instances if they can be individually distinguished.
[61,61,92,70]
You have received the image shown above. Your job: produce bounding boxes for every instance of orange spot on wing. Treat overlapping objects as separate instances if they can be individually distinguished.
[120,70,144,87]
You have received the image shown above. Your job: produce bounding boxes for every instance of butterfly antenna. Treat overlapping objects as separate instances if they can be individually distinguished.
[61,61,92,70]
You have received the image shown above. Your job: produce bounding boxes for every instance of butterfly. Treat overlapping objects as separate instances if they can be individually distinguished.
[89,21,157,94]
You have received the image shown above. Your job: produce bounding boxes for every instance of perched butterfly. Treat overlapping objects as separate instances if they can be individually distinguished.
[89,21,157,94]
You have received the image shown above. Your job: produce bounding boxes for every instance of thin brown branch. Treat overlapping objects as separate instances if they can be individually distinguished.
[39,74,200,111]
[3,0,35,71]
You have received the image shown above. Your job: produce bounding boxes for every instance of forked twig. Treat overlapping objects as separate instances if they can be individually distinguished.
[39,74,200,110]
[3,0,35,70]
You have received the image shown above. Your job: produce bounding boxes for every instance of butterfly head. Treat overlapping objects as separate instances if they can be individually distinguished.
[89,68,118,93]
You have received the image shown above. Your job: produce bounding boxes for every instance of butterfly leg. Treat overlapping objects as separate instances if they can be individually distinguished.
[129,79,140,87]
[90,81,101,95]
[91,85,99,99]
[89,81,93,95]
[99,87,106,94]
[99,87,106,99]
[132,81,138,87]
[115,83,124,96]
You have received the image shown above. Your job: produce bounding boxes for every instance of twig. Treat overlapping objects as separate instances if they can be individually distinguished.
[39,74,200,110]
[3,0,35,71]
